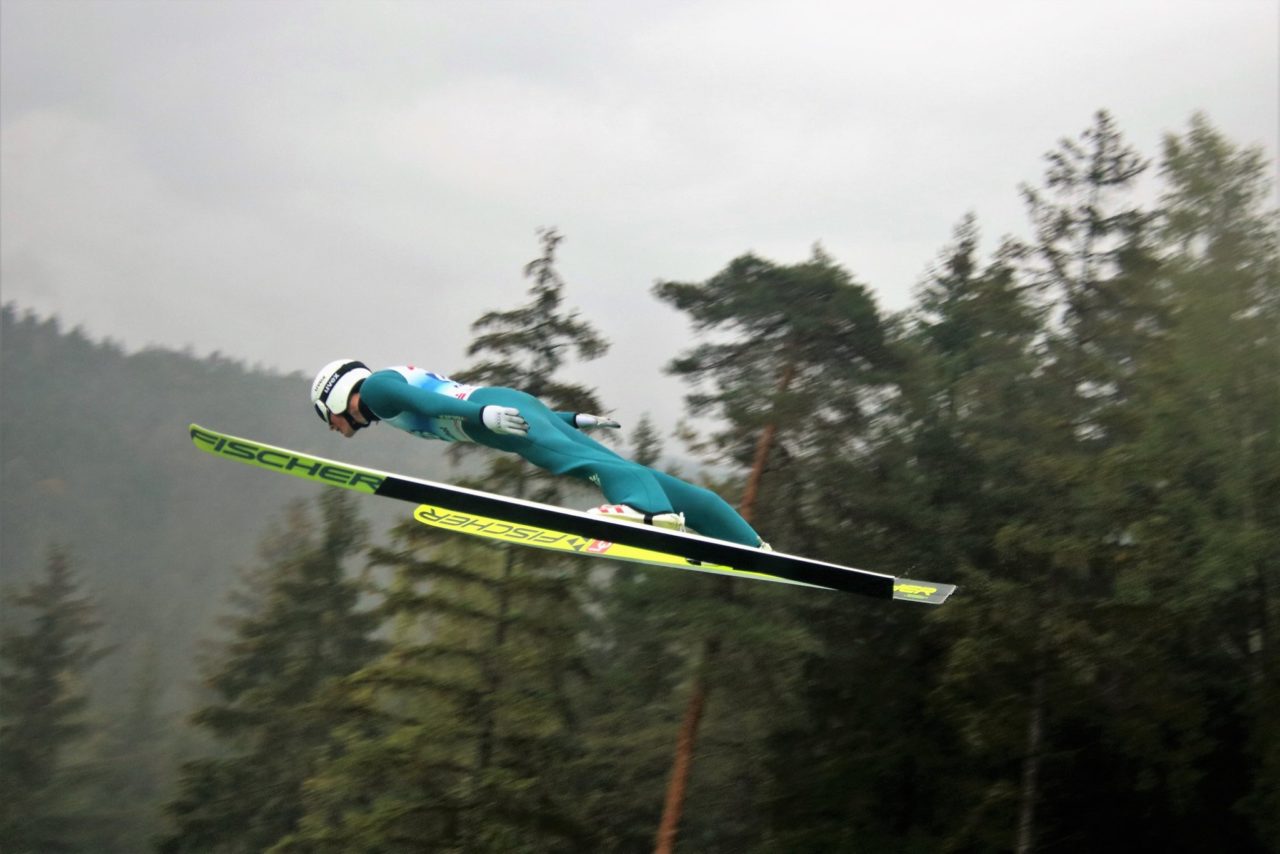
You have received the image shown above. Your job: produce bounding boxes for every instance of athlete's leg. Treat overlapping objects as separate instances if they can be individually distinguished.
[470,389,761,544]
[649,470,762,546]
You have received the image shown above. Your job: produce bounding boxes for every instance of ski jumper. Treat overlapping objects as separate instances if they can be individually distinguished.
[357,367,762,546]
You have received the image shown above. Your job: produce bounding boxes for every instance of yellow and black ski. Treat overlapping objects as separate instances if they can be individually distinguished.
[412,503,953,603]
[190,424,955,604]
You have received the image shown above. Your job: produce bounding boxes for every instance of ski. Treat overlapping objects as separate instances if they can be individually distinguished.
[412,503,954,603]
[189,424,955,604]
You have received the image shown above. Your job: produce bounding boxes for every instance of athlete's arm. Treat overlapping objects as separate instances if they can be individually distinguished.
[360,372,528,436]
[360,372,485,424]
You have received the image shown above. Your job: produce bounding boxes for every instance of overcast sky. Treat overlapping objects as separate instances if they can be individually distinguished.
[2,0,1276,433]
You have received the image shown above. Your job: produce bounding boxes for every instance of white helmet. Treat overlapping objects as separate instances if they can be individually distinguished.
[311,359,371,424]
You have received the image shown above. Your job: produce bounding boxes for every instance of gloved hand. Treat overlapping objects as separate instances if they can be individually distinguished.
[573,413,621,430]
[481,405,529,436]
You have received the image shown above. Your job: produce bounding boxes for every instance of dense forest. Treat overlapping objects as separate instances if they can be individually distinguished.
[1,112,1276,852]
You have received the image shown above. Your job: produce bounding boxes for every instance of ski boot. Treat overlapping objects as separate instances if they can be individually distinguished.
[587,504,686,532]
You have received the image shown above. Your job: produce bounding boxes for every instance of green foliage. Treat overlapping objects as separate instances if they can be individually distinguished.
[628,413,665,468]
[160,492,383,852]
[0,304,428,719]
[752,217,1047,853]
[0,549,113,852]
[93,639,176,852]
[655,245,894,475]
[648,247,903,851]
[278,528,593,852]
[277,230,609,851]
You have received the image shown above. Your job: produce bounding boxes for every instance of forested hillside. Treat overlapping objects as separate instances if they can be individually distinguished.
[2,113,1276,853]
[0,306,462,706]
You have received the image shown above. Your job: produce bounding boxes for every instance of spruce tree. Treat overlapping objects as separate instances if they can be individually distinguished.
[881,113,1277,853]
[757,218,1047,850]
[160,492,381,853]
[0,548,112,852]
[1021,109,1165,439]
[95,639,173,853]
[949,113,1161,852]
[1091,113,1280,847]
[912,225,1058,853]
[280,228,608,852]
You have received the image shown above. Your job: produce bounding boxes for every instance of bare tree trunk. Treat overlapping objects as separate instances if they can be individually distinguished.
[653,363,793,853]
[654,640,715,854]
[1016,667,1046,854]
[737,362,796,523]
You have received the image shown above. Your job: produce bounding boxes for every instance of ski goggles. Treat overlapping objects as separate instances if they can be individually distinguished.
[314,400,337,424]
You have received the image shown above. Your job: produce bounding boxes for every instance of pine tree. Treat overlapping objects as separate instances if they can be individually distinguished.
[160,492,381,853]
[656,244,893,535]
[646,247,896,850]
[0,548,112,852]
[565,417,686,848]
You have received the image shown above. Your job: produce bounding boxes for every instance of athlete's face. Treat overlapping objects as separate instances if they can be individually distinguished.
[328,393,368,438]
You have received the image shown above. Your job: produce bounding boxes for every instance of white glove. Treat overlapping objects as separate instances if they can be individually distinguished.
[481,405,529,436]
[574,413,621,430]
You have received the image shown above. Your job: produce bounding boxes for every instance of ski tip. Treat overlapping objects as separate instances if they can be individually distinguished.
[893,579,957,605]
[189,423,222,450]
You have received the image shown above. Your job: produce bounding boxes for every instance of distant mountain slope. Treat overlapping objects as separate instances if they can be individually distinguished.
[0,303,466,709]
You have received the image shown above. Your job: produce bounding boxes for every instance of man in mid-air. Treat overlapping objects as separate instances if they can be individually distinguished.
[310,359,766,548]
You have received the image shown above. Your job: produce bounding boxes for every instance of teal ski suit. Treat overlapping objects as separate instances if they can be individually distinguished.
[357,366,762,547]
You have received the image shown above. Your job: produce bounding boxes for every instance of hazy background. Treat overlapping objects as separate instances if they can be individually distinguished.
[2,0,1277,431]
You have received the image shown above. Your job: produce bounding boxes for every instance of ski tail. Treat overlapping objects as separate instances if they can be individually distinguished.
[892,579,957,605]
